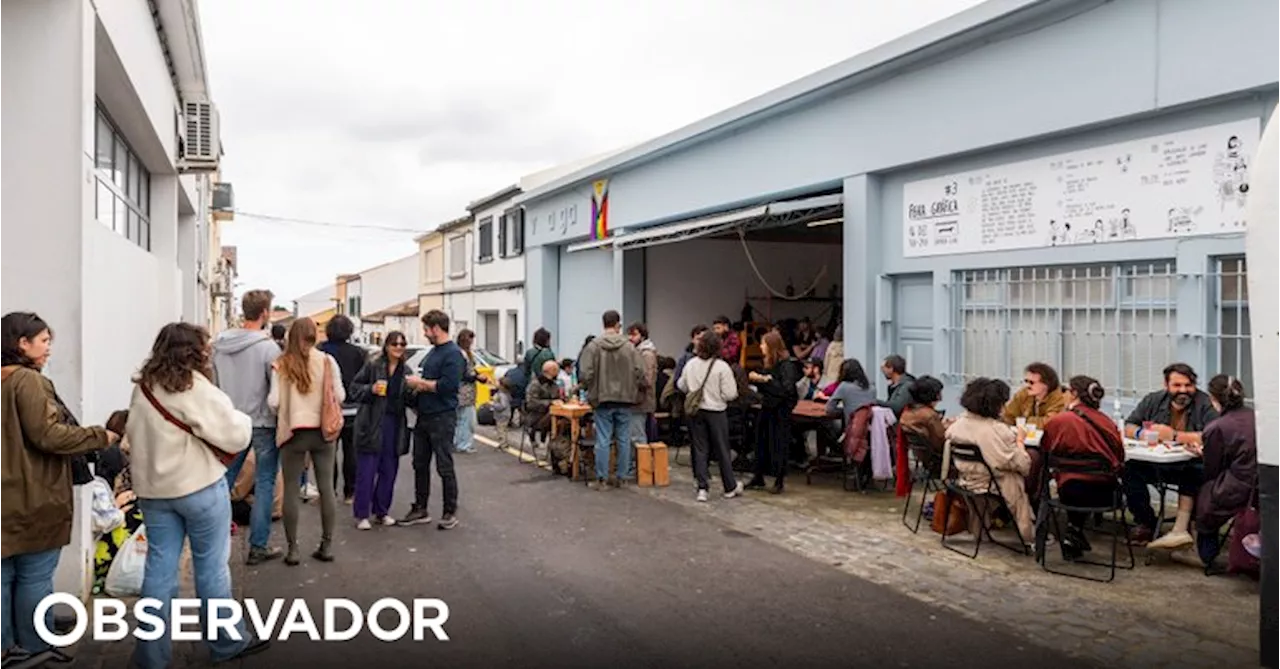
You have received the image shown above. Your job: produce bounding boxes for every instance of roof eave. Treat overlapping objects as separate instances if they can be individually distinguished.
[465,184,522,213]
[513,0,1064,206]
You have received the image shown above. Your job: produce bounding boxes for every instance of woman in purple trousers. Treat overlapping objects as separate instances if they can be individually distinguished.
[348,331,411,530]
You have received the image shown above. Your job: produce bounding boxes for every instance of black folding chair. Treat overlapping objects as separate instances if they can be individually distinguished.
[941,442,1031,559]
[901,430,943,534]
[1034,452,1134,582]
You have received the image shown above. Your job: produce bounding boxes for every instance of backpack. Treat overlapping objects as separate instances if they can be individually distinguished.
[683,359,719,418]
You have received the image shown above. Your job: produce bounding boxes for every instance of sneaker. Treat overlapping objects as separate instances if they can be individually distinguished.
[356,518,373,531]
[379,515,397,527]
[437,514,459,530]
[3,648,33,669]
[398,507,432,526]
[343,496,354,506]
[245,546,283,566]
[588,480,608,491]
[213,636,272,665]
[723,481,745,499]
[1147,530,1194,551]
[696,489,709,503]
[302,482,319,500]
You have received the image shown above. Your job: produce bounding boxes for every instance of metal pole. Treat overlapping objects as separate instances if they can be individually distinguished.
[1244,105,1278,669]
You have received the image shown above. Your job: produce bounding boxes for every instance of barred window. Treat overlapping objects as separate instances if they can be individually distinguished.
[1208,257,1252,398]
[950,261,1178,401]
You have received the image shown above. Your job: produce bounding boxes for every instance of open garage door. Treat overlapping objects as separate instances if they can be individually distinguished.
[637,191,845,364]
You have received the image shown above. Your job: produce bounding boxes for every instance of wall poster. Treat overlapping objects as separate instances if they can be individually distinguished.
[901,119,1259,258]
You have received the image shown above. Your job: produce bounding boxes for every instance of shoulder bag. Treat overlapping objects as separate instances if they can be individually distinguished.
[137,383,239,466]
[683,359,719,418]
[320,356,344,443]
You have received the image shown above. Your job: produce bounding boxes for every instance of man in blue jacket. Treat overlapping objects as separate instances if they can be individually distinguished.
[401,310,464,530]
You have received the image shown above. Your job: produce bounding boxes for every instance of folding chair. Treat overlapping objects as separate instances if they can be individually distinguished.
[1034,452,1134,583]
[941,442,1031,559]
[901,431,943,534]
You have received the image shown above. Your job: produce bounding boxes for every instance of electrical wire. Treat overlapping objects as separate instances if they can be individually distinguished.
[736,228,828,300]
[231,210,428,235]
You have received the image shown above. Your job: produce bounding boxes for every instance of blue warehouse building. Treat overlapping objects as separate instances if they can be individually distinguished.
[516,0,1278,411]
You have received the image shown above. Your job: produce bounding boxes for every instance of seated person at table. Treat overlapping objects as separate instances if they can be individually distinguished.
[1191,375,1257,568]
[946,378,1035,543]
[796,359,824,401]
[899,376,948,473]
[824,359,876,422]
[881,354,916,419]
[1001,362,1067,427]
[1039,376,1124,560]
[523,360,562,440]
[1125,363,1219,547]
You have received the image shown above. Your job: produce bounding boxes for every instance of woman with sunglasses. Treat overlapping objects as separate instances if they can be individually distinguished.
[349,331,411,530]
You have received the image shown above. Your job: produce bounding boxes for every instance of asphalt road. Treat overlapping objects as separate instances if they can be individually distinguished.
[237,445,1092,669]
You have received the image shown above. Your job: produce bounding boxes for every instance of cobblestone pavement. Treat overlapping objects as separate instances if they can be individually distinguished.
[478,424,1262,669]
[67,530,249,669]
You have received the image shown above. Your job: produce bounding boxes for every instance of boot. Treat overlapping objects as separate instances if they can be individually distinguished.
[284,542,300,566]
[312,538,334,562]
[770,478,785,495]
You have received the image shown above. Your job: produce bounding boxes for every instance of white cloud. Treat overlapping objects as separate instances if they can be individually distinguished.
[201,0,984,303]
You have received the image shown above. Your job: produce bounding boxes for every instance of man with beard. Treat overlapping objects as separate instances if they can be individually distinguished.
[880,354,916,418]
[1123,363,1219,547]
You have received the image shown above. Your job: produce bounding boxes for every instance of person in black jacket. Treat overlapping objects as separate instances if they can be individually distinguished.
[746,331,802,494]
[348,331,411,530]
[319,315,369,504]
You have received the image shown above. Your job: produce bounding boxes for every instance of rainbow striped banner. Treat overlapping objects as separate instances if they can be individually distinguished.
[590,179,610,240]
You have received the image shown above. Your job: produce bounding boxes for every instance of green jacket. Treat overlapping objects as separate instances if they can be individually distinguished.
[578,333,644,407]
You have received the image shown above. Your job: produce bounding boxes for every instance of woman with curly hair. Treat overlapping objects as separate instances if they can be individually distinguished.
[945,377,1035,544]
[126,322,268,668]
[2,312,119,667]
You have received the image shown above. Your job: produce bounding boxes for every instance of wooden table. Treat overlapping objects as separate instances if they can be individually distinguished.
[550,402,592,480]
[792,399,831,421]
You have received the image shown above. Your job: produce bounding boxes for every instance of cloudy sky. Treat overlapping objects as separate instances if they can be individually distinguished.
[200,0,983,305]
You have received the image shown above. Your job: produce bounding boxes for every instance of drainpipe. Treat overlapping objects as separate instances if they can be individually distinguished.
[1244,104,1277,669]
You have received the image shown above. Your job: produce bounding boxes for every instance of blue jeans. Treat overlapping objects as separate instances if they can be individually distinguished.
[454,405,476,453]
[1,548,61,653]
[222,428,279,550]
[133,478,250,669]
[593,406,634,481]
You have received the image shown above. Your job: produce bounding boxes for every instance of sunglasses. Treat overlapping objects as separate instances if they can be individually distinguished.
[388,341,407,348]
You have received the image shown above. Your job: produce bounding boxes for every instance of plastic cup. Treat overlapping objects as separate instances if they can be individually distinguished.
[1015,417,1028,430]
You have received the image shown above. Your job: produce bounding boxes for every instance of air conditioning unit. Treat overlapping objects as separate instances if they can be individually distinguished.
[179,98,220,172]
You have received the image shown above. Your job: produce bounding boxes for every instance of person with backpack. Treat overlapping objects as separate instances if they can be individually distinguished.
[677,330,744,502]
[522,328,556,380]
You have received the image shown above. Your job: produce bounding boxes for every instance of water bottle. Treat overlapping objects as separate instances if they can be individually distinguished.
[1112,398,1125,434]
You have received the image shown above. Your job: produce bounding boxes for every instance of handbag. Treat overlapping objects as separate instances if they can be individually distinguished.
[1227,488,1261,578]
[138,383,239,466]
[931,490,968,536]
[683,359,719,418]
[320,356,344,443]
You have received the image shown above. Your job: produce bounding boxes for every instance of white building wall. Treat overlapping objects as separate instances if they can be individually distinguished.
[358,255,418,316]
[294,285,335,319]
[2,0,203,602]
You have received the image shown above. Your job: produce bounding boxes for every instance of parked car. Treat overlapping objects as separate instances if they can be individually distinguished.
[401,345,514,408]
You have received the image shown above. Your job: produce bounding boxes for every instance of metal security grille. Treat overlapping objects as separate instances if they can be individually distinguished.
[1207,256,1252,398]
[948,261,1178,402]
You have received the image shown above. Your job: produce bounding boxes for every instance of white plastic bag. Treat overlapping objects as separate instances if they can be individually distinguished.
[87,477,123,537]
[104,524,147,597]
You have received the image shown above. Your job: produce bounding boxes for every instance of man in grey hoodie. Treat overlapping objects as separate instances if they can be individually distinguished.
[577,310,645,490]
[214,289,284,565]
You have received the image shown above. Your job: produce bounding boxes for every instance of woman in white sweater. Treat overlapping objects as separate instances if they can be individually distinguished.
[126,323,269,669]
[268,318,344,565]
[677,330,744,502]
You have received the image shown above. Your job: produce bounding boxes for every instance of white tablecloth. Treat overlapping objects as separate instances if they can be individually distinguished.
[1023,434,1195,464]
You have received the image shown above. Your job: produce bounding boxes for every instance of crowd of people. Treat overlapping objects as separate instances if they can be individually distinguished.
[504,308,1260,574]
[0,290,475,668]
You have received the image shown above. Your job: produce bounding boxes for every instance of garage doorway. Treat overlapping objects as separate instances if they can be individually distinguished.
[892,274,934,378]
[480,311,500,353]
